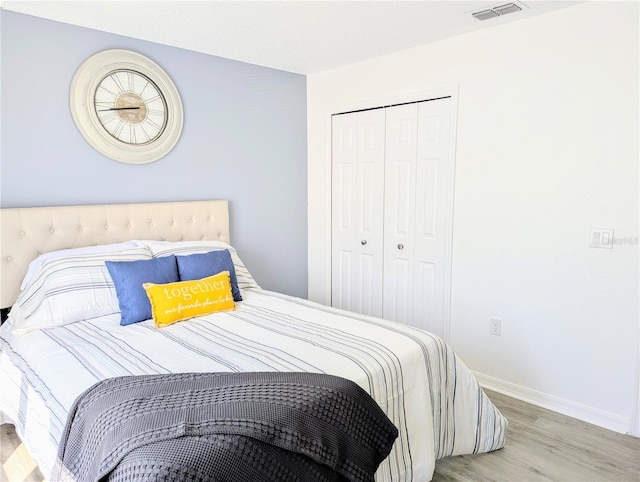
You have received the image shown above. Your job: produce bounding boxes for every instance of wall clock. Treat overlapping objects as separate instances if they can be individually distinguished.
[70,49,183,164]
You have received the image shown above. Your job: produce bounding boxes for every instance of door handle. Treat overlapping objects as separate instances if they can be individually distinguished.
[361,240,367,245]
[397,243,404,250]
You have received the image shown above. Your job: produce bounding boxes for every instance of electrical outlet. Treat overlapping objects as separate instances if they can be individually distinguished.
[490,318,502,336]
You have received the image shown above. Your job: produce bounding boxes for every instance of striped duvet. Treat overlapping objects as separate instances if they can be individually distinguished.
[0,287,507,481]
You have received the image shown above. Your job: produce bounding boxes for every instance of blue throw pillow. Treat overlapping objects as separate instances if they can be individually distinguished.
[106,255,179,326]
[176,250,242,301]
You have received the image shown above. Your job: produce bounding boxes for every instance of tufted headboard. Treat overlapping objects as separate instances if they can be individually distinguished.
[0,200,230,309]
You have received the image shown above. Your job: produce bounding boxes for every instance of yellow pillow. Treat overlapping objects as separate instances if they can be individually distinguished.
[143,271,235,327]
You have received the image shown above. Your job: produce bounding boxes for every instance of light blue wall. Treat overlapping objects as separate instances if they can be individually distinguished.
[0,10,308,298]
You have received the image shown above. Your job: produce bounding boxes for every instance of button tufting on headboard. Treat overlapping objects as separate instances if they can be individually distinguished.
[0,200,230,309]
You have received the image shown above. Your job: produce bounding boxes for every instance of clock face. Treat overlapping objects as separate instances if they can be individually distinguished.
[94,70,168,145]
[70,49,183,164]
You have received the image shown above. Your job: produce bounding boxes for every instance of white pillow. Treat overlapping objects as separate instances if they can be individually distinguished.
[10,245,153,335]
[20,240,148,290]
[144,240,260,290]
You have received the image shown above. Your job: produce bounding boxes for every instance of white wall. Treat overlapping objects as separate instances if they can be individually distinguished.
[307,1,639,433]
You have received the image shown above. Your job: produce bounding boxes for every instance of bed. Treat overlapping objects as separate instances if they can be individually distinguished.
[0,200,507,481]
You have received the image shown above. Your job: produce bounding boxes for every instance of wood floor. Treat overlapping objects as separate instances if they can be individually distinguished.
[1,389,639,481]
[432,390,640,482]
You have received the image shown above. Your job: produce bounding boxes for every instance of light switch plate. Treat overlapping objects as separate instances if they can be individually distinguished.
[590,228,614,249]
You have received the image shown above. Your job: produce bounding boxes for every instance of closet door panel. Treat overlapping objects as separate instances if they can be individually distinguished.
[393,160,413,235]
[415,158,438,238]
[412,98,453,334]
[331,114,356,311]
[334,251,353,310]
[383,104,418,323]
[357,252,377,315]
[414,260,436,331]
[385,258,411,324]
[331,109,385,317]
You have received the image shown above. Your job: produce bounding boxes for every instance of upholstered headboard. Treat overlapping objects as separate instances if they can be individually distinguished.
[0,200,230,309]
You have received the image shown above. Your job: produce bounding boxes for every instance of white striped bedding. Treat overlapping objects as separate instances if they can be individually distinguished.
[0,287,507,481]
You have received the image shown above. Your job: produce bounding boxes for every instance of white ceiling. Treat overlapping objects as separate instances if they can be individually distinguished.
[2,0,583,74]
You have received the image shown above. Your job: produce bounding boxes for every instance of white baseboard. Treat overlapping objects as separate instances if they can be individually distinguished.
[473,371,633,436]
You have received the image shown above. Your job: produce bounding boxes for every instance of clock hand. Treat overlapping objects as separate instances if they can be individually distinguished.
[98,107,141,111]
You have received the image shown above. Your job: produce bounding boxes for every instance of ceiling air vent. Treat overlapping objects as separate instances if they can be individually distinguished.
[472,2,523,21]
[472,9,499,21]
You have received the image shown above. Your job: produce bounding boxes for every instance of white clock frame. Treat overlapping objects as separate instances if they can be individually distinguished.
[70,49,184,164]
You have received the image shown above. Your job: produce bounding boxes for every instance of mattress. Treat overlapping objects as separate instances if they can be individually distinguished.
[0,287,507,481]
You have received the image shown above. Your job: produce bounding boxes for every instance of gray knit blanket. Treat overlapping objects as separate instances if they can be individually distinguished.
[53,372,398,482]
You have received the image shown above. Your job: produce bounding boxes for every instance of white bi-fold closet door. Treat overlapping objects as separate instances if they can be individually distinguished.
[331,97,454,339]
